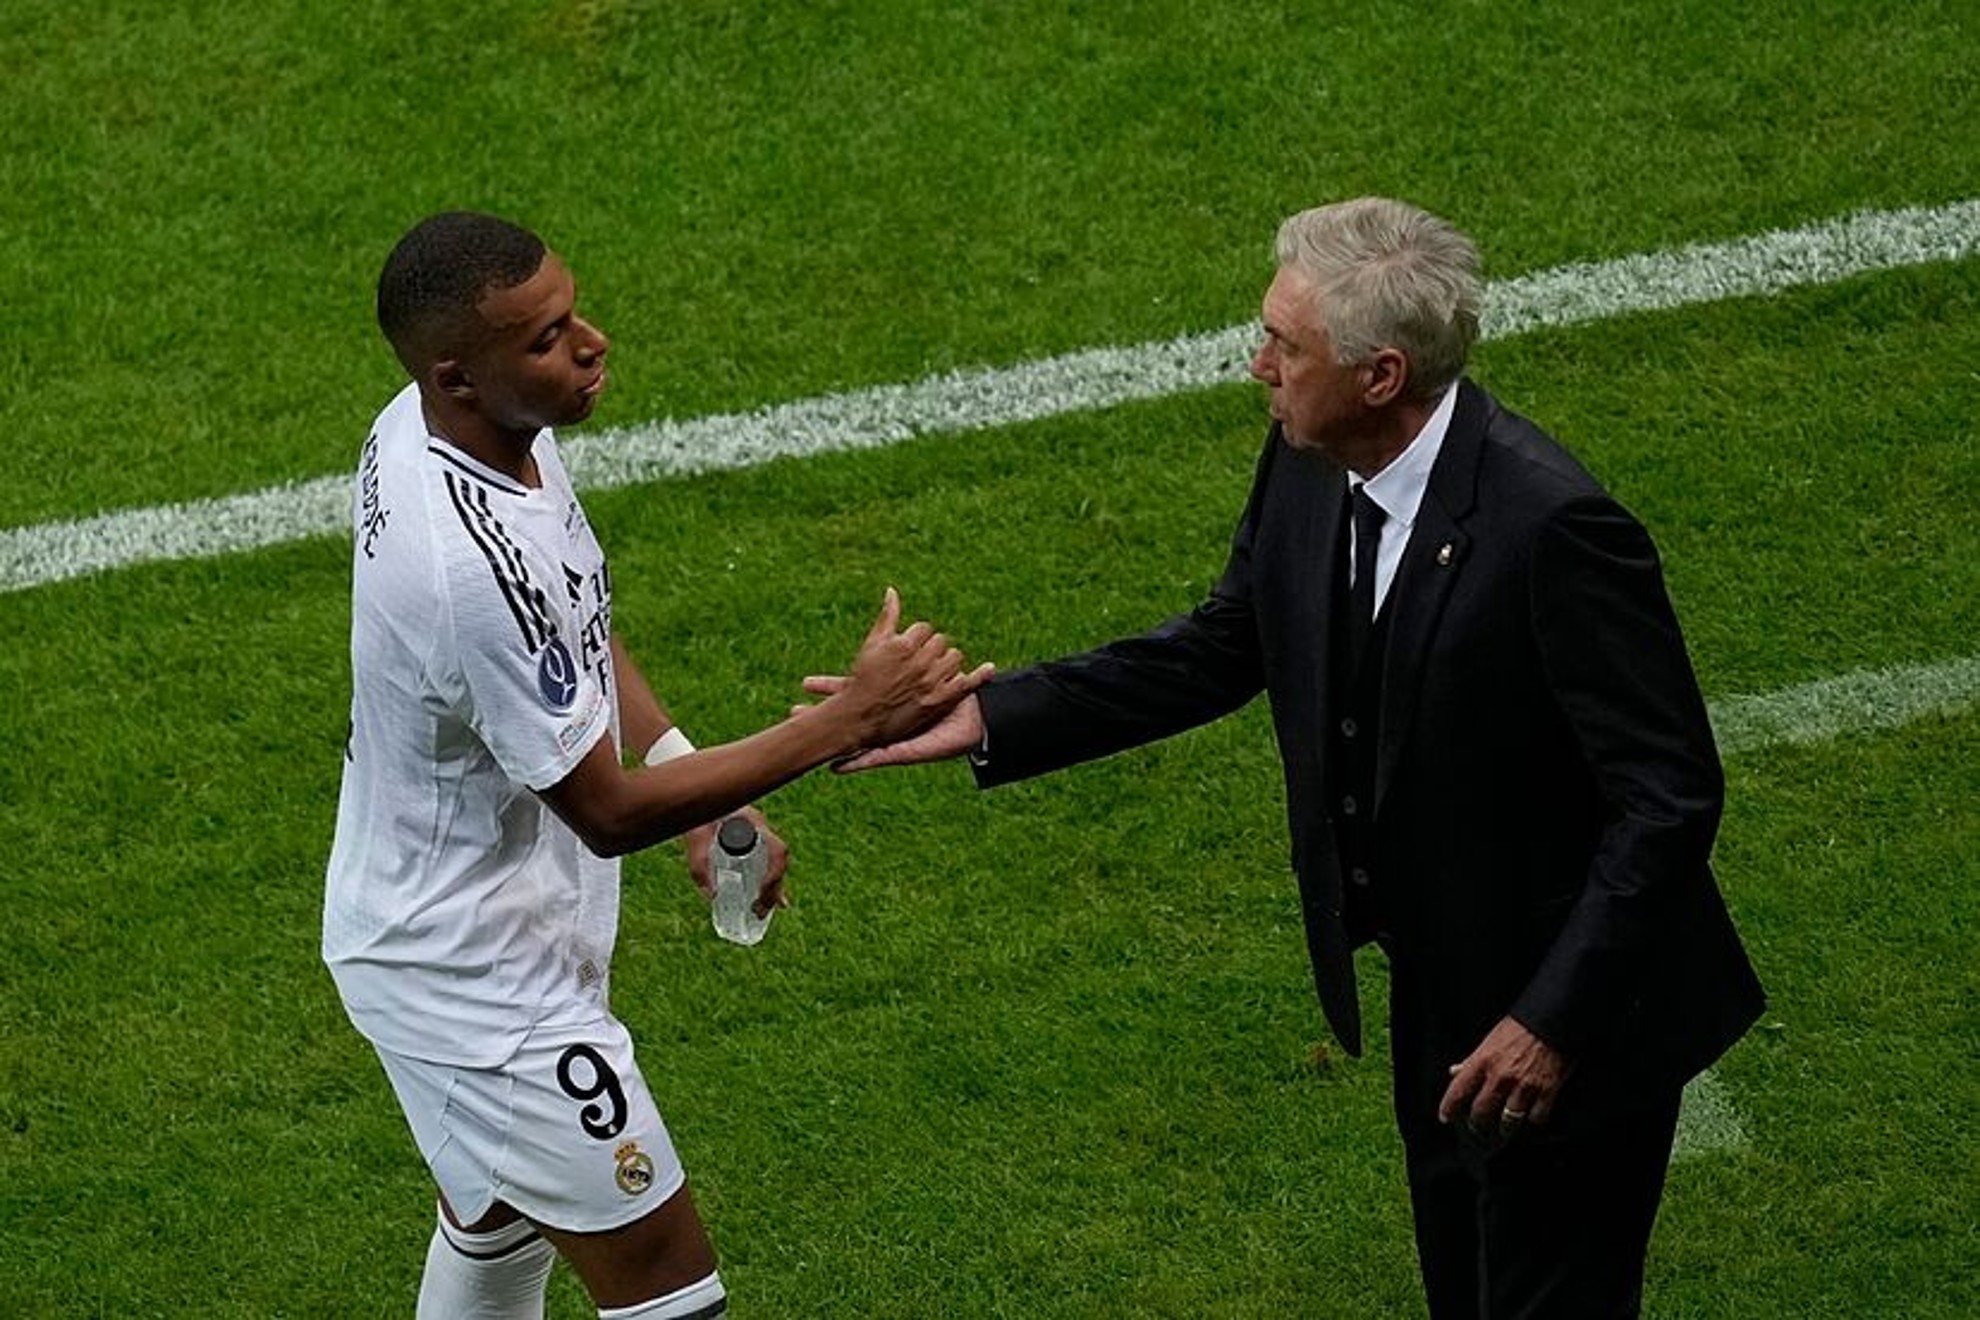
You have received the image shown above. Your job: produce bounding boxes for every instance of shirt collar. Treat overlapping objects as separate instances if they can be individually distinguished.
[1353,383,1458,532]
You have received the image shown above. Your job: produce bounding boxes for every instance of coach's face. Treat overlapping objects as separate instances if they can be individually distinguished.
[1250,265,1374,464]
[459,253,611,433]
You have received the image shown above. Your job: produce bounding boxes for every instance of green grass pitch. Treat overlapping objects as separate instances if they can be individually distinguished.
[2,2,1976,1314]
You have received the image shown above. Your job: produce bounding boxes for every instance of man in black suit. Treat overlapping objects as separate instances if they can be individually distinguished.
[813,197,1764,1316]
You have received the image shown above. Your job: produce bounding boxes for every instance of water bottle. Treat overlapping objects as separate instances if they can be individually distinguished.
[710,816,772,945]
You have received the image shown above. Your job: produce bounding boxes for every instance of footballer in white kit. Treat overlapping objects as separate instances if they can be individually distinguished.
[330,211,984,1319]
[324,377,686,1232]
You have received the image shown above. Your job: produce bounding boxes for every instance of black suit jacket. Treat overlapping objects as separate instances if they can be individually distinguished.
[974,380,1763,1120]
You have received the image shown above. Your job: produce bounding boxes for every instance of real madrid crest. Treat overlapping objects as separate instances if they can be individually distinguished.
[615,1141,656,1196]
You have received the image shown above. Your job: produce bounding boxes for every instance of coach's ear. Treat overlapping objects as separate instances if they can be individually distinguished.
[430,357,477,402]
[1361,346,1411,408]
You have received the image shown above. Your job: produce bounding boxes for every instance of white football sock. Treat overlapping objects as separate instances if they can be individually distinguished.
[597,1270,727,1318]
[415,1207,556,1320]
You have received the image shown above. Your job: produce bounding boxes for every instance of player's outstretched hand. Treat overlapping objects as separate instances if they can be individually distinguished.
[796,680,984,773]
[816,588,993,752]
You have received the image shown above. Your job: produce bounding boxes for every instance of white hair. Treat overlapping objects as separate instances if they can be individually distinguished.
[1274,198,1483,398]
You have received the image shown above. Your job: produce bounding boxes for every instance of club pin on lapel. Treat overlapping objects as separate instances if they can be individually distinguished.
[1436,542,1456,566]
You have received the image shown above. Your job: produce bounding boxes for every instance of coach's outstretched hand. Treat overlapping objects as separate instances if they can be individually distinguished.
[796,679,986,773]
[824,588,993,752]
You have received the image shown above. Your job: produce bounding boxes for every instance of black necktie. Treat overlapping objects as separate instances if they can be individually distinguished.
[1348,484,1385,668]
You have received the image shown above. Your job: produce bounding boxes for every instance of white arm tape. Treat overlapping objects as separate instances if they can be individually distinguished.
[643,727,696,766]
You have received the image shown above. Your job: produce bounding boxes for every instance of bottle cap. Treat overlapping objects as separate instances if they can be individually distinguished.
[716,816,758,855]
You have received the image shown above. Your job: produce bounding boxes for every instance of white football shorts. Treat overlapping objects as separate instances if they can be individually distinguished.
[373,1012,687,1233]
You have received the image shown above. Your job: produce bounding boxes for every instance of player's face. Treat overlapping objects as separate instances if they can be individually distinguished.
[1250,266,1369,460]
[463,254,611,433]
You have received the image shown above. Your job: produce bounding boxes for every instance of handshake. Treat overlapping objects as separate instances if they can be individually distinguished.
[668,585,993,936]
[788,586,992,774]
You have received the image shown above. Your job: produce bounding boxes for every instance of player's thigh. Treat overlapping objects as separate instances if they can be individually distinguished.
[497,1016,688,1229]
[437,1181,717,1310]
[504,1017,715,1304]
[533,1180,717,1309]
[444,1193,527,1233]
[378,1015,713,1303]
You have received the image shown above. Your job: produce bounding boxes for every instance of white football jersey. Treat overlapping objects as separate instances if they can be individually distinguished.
[324,383,624,1067]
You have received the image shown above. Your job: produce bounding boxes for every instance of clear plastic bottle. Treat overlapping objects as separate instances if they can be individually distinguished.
[710,816,772,945]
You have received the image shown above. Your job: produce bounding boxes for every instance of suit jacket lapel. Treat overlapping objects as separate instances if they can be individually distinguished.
[1305,452,1351,754]
[1283,441,1363,1055]
[1374,380,1487,815]
[1268,436,1350,789]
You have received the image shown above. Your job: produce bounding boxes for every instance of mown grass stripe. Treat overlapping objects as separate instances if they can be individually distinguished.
[1668,654,1980,1161]
[1657,654,1980,1163]
[3,198,1975,595]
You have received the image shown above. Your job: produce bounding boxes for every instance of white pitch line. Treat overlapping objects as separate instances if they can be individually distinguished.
[3,197,1977,595]
[1675,1069,1749,1162]
[1710,653,1980,756]
[9,216,1978,1173]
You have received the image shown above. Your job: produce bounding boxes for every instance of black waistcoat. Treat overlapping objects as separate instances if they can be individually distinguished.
[1329,541,1392,945]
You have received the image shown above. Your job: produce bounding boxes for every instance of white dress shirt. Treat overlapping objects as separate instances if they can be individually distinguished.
[1350,383,1458,615]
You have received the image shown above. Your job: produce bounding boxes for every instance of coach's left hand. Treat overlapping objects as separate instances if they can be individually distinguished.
[1438,1015,1572,1136]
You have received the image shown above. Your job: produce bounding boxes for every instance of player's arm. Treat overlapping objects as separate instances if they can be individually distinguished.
[540,590,989,858]
[607,631,743,896]
[804,431,1279,778]
[609,633,676,764]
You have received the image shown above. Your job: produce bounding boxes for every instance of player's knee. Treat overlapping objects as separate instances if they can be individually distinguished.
[597,1269,726,1318]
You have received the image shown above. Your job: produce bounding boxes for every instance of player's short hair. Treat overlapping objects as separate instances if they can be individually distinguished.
[376,212,547,374]
[1274,198,1482,399]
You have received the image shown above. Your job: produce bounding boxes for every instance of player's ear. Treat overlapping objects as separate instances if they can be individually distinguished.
[430,358,476,402]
